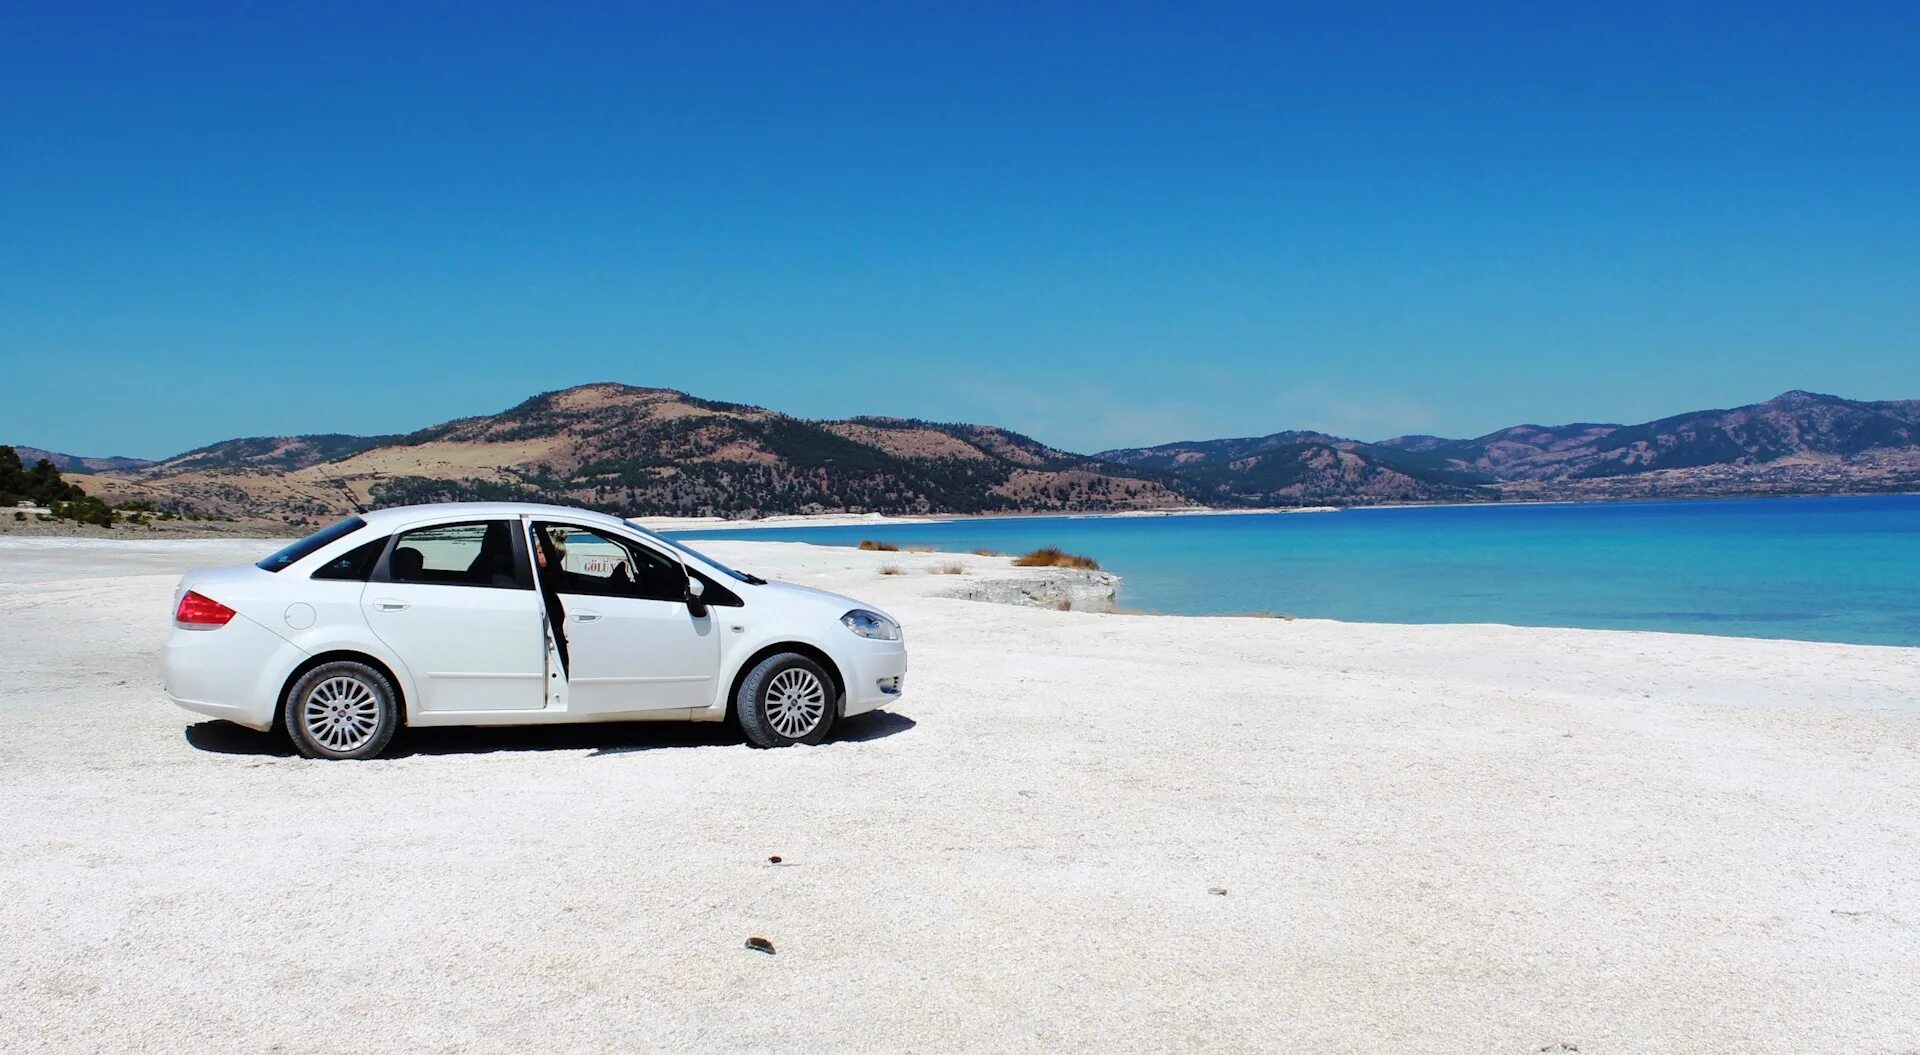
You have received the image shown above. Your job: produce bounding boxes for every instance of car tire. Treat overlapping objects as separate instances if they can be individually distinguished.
[283,660,401,760]
[736,653,837,748]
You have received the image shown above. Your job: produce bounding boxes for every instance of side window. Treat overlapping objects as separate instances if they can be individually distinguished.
[535,524,686,603]
[311,536,389,581]
[389,521,524,589]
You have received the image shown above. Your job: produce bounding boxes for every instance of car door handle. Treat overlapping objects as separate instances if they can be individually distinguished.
[572,610,601,622]
[374,600,410,612]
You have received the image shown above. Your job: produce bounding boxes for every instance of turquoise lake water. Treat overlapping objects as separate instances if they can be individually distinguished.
[672,495,1920,647]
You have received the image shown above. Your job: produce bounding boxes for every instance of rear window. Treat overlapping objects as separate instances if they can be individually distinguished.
[311,535,389,581]
[256,517,368,574]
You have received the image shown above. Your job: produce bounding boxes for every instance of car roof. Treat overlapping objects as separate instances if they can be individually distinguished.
[355,502,645,533]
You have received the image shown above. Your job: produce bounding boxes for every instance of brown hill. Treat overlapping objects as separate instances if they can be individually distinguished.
[7,446,155,474]
[1375,390,1920,499]
[1096,431,1496,505]
[73,383,1196,521]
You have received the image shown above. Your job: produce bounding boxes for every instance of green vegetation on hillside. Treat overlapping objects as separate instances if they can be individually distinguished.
[0,445,86,507]
[1,446,176,527]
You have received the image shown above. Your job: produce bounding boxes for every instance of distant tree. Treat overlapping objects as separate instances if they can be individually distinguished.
[0,446,25,503]
[21,458,84,504]
[0,450,95,518]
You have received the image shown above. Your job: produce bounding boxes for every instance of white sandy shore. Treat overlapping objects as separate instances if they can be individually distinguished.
[2,536,1918,1053]
[636,505,1336,533]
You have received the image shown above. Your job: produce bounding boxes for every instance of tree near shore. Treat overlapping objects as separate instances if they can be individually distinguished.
[0,446,25,502]
[1,445,103,523]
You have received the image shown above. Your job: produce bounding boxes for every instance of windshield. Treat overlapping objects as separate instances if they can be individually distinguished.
[628,524,764,585]
[256,516,367,573]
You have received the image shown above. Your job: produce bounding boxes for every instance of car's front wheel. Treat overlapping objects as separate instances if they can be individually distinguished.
[283,661,400,760]
[737,653,836,748]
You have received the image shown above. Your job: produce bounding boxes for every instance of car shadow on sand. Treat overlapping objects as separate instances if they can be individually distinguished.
[183,709,916,759]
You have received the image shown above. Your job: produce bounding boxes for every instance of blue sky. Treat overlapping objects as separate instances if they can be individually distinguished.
[3,2,1916,458]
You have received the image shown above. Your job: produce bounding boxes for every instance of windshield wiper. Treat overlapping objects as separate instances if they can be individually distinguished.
[741,572,768,585]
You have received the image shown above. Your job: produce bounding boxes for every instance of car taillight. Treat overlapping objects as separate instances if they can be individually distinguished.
[175,590,237,628]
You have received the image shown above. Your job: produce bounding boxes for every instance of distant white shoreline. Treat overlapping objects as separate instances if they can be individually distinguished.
[642,490,1920,533]
[638,505,1339,533]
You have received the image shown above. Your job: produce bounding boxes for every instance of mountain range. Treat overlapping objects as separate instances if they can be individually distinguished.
[1376,389,1920,500]
[20,386,1920,522]
[37,384,1192,521]
[1096,389,1920,506]
[10,446,156,474]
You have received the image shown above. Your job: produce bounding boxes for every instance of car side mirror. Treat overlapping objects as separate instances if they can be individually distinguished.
[685,576,708,617]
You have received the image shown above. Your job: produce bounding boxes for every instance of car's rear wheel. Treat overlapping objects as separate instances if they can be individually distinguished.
[737,653,836,748]
[284,661,400,760]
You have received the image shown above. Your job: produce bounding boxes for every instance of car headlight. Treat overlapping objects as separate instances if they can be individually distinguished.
[841,609,902,641]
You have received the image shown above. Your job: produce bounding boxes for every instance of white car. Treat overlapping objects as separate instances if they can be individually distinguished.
[162,502,907,759]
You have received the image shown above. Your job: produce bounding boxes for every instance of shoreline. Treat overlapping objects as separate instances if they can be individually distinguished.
[636,504,1338,533]
[645,489,1920,533]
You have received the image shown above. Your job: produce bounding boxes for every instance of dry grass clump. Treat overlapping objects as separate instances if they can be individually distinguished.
[1011,546,1100,571]
[878,564,906,576]
[934,562,966,575]
[972,548,1004,557]
[858,540,899,552]
[904,545,937,553]
[1055,598,1073,611]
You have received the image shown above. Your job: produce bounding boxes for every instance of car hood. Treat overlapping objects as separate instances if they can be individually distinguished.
[754,579,894,621]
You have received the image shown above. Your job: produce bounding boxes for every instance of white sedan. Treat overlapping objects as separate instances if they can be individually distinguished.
[162,502,907,759]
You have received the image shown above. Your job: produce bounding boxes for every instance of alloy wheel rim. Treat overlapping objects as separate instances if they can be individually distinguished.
[303,675,381,753]
[764,668,826,739]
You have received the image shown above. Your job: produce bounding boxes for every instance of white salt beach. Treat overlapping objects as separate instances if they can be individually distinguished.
[1,535,1917,1053]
